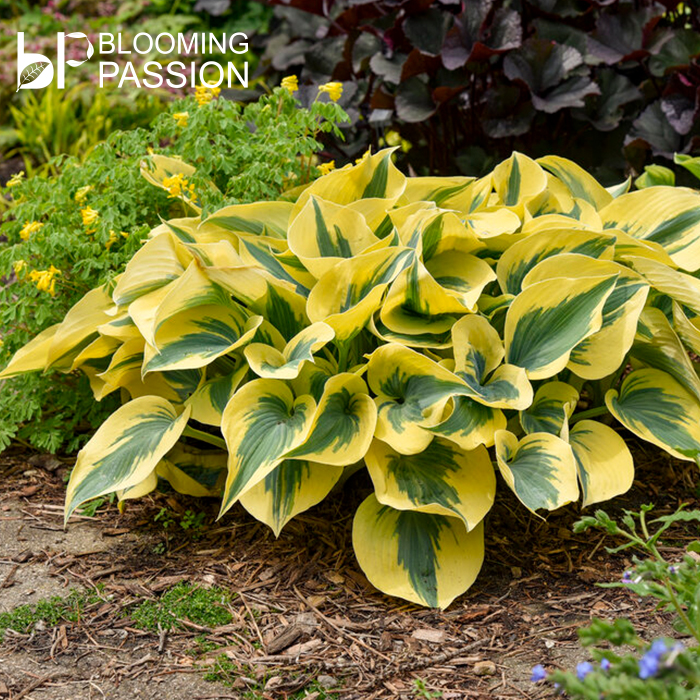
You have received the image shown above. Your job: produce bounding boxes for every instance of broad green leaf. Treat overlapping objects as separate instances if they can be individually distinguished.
[428,397,506,450]
[537,155,613,210]
[239,459,343,536]
[504,274,617,379]
[113,233,192,306]
[631,308,700,402]
[307,247,413,342]
[365,439,495,529]
[569,420,634,507]
[600,187,700,271]
[288,196,379,279]
[451,315,533,410]
[65,397,190,520]
[520,382,579,437]
[353,494,484,608]
[367,344,469,454]
[635,165,675,189]
[496,228,616,295]
[605,368,700,462]
[492,152,547,208]
[0,323,59,379]
[286,373,376,466]
[245,322,334,380]
[495,430,579,513]
[220,379,316,515]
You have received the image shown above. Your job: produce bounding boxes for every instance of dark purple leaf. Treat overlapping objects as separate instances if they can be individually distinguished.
[395,76,436,122]
[404,8,452,57]
[626,101,681,158]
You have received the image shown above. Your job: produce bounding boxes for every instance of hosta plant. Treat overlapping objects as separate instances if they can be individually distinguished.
[4,150,700,608]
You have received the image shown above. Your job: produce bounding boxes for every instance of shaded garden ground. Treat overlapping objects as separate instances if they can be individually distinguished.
[0,438,694,700]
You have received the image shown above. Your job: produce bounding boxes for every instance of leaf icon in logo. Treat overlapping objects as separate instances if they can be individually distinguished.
[16,61,50,92]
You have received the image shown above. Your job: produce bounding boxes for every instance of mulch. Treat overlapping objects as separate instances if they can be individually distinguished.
[0,436,696,700]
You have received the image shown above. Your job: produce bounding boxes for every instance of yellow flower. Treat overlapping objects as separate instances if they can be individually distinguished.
[162,173,196,200]
[13,260,27,277]
[195,84,221,106]
[173,111,189,127]
[74,185,92,204]
[81,206,100,228]
[318,161,336,176]
[7,171,24,188]
[105,230,119,250]
[318,82,343,102]
[19,221,43,241]
[29,265,61,296]
[281,75,298,94]
[355,148,371,164]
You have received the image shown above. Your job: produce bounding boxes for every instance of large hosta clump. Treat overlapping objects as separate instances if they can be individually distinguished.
[4,150,700,608]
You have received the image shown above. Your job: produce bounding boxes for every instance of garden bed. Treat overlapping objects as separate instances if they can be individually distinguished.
[0,438,688,700]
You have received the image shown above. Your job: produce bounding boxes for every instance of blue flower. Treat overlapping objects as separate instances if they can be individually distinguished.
[669,565,679,575]
[650,640,668,657]
[531,664,547,682]
[576,662,594,680]
[639,652,660,679]
[622,570,632,582]
[600,658,611,672]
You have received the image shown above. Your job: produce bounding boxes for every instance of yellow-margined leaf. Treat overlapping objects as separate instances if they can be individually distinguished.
[186,361,248,425]
[492,152,547,208]
[65,397,190,520]
[117,471,158,504]
[205,201,292,239]
[157,445,227,497]
[625,255,700,315]
[402,176,474,208]
[494,430,579,513]
[605,368,700,462]
[672,302,700,355]
[306,247,413,342]
[352,494,484,609]
[613,230,677,267]
[428,397,506,450]
[113,233,192,306]
[286,373,377,465]
[368,314,453,349]
[504,274,617,379]
[537,155,613,210]
[245,322,334,380]
[96,310,141,343]
[239,459,344,536]
[0,323,59,379]
[569,420,634,507]
[365,439,495,530]
[520,381,579,437]
[600,187,700,271]
[464,208,521,239]
[367,344,469,454]
[219,379,316,515]
[288,196,379,279]
[236,235,311,295]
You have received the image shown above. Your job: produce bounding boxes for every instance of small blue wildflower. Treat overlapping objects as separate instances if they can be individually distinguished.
[622,570,632,582]
[650,640,668,657]
[531,664,547,682]
[600,658,611,672]
[577,662,594,680]
[669,565,679,575]
[639,652,660,679]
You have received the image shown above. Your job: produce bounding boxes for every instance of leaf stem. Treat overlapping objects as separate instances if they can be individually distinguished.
[182,426,226,450]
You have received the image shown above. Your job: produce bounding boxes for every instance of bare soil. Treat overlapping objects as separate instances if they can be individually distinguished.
[0,439,694,700]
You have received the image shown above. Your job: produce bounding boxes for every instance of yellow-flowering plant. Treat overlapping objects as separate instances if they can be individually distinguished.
[5,150,700,608]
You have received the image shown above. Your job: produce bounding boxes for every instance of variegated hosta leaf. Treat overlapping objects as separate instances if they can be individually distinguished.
[286,373,376,466]
[205,201,292,239]
[496,229,616,295]
[632,307,700,402]
[504,274,617,380]
[380,258,471,336]
[365,439,495,530]
[288,196,379,279]
[119,367,202,405]
[127,284,172,348]
[367,344,469,454]
[219,379,316,516]
[569,420,634,507]
[292,149,406,225]
[96,310,142,342]
[92,337,144,399]
[600,187,700,271]
[306,247,413,342]
[625,255,700,315]
[537,155,613,210]
[186,362,248,425]
[352,494,484,609]
[520,382,579,437]
[65,397,191,520]
[464,208,521,240]
[239,459,344,537]
[0,323,59,379]
[46,286,116,371]
[151,216,201,244]
[419,211,483,259]
[606,368,700,462]
[423,251,496,309]
[672,302,700,355]
[494,430,579,513]
[113,232,192,306]
[244,322,334,380]
[368,315,453,350]
[492,152,547,209]
[451,315,533,410]
[613,230,677,267]
[521,253,649,380]
[117,471,158,504]
[157,445,227,497]
[401,176,474,208]
[428,397,506,450]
